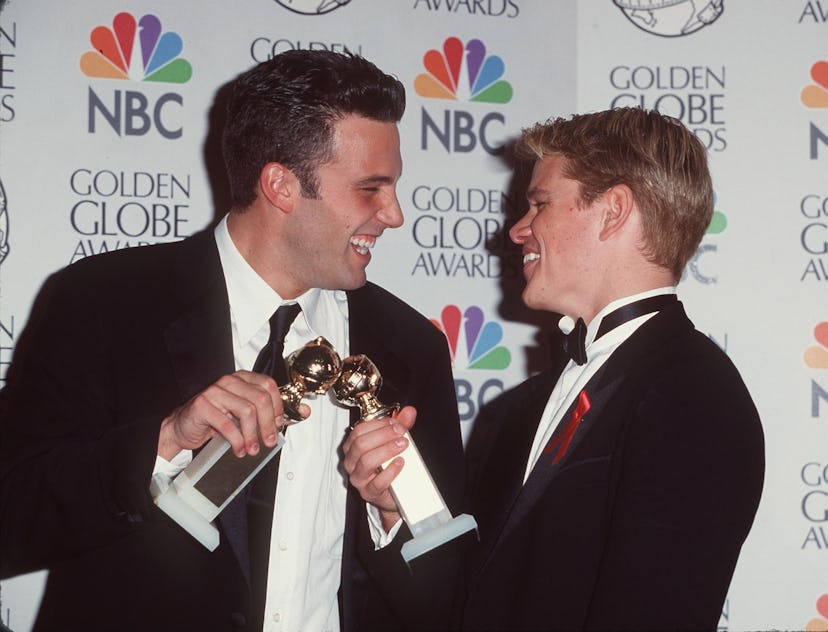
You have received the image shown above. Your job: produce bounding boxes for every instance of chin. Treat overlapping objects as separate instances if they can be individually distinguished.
[522,289,558,314]
[337,272,367,291]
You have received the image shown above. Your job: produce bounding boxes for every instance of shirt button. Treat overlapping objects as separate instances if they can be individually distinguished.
[286,471,294,480]
[279,541,287,551]
[272,612,281,623]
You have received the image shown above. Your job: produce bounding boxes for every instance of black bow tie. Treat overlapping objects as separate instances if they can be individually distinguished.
[561,294,678,365]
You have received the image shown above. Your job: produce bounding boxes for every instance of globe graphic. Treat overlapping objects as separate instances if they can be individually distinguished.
[614,0,724,37]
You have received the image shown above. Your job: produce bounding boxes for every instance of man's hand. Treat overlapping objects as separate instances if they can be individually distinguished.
[341,406,417,531]
[157,370,303,461]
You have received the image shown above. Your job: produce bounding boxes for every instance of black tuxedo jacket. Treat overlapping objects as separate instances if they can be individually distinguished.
[0,230,464,631]
[462,302,764,631]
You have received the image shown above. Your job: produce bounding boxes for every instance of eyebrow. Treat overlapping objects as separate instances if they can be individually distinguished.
[526,187,550,200]
[354,175,398,186]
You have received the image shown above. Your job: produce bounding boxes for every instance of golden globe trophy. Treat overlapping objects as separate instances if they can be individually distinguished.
[333,354,477,564]
[150,337,342,550]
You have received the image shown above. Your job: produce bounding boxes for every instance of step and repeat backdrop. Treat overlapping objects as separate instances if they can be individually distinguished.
[0,1,825,629]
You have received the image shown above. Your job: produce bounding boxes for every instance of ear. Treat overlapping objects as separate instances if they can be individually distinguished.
[258,162,300,213]
[598,183,635,241]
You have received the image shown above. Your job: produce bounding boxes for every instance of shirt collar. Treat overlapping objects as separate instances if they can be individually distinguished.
[558,286,677,350]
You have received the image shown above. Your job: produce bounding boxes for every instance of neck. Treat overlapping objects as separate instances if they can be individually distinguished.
[226,208,301,299]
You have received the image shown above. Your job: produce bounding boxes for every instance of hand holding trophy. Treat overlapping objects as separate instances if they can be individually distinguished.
[334,354,477,564]
[150,337,342,550]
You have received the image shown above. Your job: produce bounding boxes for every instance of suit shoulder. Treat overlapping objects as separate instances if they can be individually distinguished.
[57,232,213,288]
[59,237,186,283]
[356,282,442,338]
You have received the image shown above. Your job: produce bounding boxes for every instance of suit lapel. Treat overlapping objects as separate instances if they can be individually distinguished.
[472,373,556,569]
[163,231,235,401]
[486,367,627,562]
[479,303,692,568]
[160,232,252,582]
[346,285,410,408]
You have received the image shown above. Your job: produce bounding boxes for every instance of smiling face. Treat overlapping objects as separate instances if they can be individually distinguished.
[509,155,605,319]
[282,115,403,297]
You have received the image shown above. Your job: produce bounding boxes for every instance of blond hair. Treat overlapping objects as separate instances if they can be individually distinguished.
[518,107,713,279]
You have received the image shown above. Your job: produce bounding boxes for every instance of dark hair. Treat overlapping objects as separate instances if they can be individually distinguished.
[518,107,713,280]
[222,50,406,208]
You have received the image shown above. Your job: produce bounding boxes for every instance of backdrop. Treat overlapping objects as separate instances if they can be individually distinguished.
[0,1,826,630]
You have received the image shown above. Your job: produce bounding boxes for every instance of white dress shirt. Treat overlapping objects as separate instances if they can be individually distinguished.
[524,287,676,482]
[214,216,351,632]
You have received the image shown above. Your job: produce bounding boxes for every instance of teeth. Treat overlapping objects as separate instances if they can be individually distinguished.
[523,253,540,264]
[350,237,375,255]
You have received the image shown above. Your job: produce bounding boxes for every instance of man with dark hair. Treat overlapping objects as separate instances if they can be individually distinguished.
[0,51,463,631]
[461,107,764,630]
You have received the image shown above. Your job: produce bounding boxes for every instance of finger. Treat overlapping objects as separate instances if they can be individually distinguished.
[176,387,247,456]
[358,457,404,513]
[342,417,405,467]
[282,402,311,428]
[206,375,277,456]
[233,370,284,412]
[223,373,293,452]
[394,406,417,432]
[369,456,404,491]
[347,431,408,482]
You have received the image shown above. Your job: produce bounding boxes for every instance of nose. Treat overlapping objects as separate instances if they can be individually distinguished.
[509,209,533,245]
[378,191,404,229]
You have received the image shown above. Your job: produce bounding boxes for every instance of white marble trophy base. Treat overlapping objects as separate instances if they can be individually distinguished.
[388,431,478,563]
[150,432,285,551]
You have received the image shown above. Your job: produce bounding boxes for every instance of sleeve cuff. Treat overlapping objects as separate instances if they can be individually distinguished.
[366,503,404,550]
[152,449,193,480]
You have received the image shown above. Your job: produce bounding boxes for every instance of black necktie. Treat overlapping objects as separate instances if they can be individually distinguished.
[252,303,302,385]
[562,294,677,365]
[248,303,301,623]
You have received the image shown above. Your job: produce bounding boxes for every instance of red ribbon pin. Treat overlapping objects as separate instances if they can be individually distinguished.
[543,389,591,464]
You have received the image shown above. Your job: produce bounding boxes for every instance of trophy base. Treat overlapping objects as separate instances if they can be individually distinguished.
[400,512,478,564]
[150,433,286,550]
[150,473,221,551]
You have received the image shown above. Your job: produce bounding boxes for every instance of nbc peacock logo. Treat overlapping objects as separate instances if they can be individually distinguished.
[414,37,512,104]
[431,305,511,370]
[80,12,192,84]
[707,191,727,235]
[802,60,828,108]
[805,322,828,369]
[803,59,828,159]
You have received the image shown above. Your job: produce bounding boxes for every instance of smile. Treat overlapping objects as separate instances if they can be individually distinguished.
[350,236,376,255]
[523,253,540,265]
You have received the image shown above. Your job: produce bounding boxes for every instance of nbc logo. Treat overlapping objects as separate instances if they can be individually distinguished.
[708,201,727,235]
[415,37,512,104]
[431,305,510,370]
[806,593,828,631]
[416,37,511,154]
[802,60,828,109]
[805,322,828,369]
[802,60,828,159]
[82,13,191,139]
[806,322,828,418]
[81,13,192,83]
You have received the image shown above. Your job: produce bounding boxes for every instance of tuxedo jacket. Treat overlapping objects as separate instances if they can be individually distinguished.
[0,230,464,631]
[462,302,764,631]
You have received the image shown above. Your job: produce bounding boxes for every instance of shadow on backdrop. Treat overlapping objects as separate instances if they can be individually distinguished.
[203,79,235,226]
